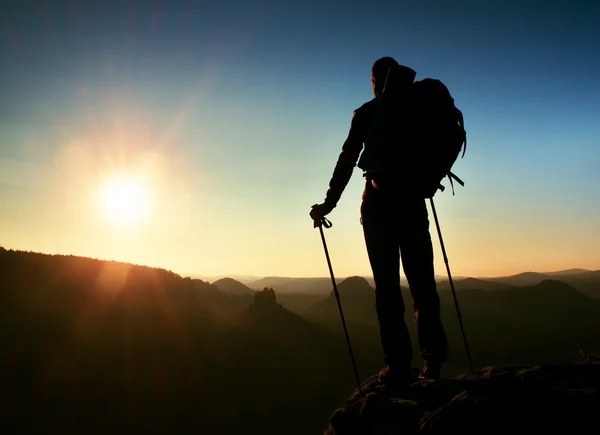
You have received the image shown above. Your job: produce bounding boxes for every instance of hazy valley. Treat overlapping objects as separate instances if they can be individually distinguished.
[2,246,599,434]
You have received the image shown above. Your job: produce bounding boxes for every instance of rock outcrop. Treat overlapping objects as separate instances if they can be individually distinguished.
[240,287,322,340]
[255,287,277,305]
[325,361,600,435]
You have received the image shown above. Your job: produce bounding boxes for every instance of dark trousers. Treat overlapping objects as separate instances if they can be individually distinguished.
[360,180,448,371]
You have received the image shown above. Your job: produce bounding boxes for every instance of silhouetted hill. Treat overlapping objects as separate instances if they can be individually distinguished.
[240,288,320,338]
[564,269,600,280]
[219,270,598,299]
[250,276,422,293]
[545,268,592,275]
[440,273,600,298]
[211,278,330,315]
[0,248,364,435]
[451,279,600,322]
[467,270,600,300]
[0,247,206,322]
[249,276,405,294]
[479,270,600,298]
[275,293,330,315]
[2,246,599,434]
[437,277,511,292]
[553,270,600,300]
[212,277,256,295]
[187,274,260,285]
[0,248,251,433]
[307,276,378,325]
[485,271,551,286]
[191,279,254,319]
[306,276,600,373]
[441,279,600,368]
[324,359,600,435]
[249,276,339,294]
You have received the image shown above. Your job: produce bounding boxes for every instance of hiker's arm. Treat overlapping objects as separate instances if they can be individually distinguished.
[323,111,365,209]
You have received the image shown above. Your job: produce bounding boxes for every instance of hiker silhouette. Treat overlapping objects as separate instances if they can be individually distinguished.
[310,56,448,386]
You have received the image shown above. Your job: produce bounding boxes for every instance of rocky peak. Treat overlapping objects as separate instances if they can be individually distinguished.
[254,287,276,305]
[325,359,600,435]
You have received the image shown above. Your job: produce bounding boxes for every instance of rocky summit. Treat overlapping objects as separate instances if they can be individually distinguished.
[325,360,600,435]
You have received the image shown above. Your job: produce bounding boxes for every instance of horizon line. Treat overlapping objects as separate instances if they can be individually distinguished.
[1,246,596,283]
[187,268,598,283]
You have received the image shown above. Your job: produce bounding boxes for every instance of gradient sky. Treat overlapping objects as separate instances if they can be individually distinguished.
[1,0,599,279]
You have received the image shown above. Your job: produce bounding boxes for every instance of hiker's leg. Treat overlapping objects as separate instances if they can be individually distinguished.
[361,183,412,373]
[399,197,448,365]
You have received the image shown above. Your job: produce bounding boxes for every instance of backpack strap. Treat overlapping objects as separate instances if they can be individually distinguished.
[458,109,467,158]
[449,171,464,186]
[447,171,464,196]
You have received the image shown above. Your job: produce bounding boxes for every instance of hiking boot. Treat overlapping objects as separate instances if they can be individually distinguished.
[378,366,412,388]
[419,360,442,380]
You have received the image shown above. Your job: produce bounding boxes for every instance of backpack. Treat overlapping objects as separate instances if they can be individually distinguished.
[409,78,466,197]
[357,76,466,198]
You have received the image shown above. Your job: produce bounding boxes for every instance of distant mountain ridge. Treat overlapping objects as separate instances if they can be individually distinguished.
[478,270,600,299]
[544,268,592,276]
[2,246,600,435]
[243,269,599,297]
[212,277,256,295]
[3,245,597,299]
[185,274,260,285]
[241,269,600,301]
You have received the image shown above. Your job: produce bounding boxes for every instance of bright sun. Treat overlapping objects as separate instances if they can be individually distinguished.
[99,177,151,224]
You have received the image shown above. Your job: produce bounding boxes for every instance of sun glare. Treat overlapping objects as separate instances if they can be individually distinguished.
[99,177,151,225]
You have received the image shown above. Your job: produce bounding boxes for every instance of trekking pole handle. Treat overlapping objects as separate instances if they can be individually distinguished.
[313,216,332,229]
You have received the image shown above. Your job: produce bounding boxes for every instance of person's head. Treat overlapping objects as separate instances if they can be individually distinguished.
[371,57,416,98]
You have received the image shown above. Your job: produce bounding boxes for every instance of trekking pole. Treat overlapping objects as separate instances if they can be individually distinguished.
[429,198,474,373]
[315,217,363,397]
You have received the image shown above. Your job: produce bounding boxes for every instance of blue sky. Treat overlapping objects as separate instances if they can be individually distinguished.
[1,0,598,278]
